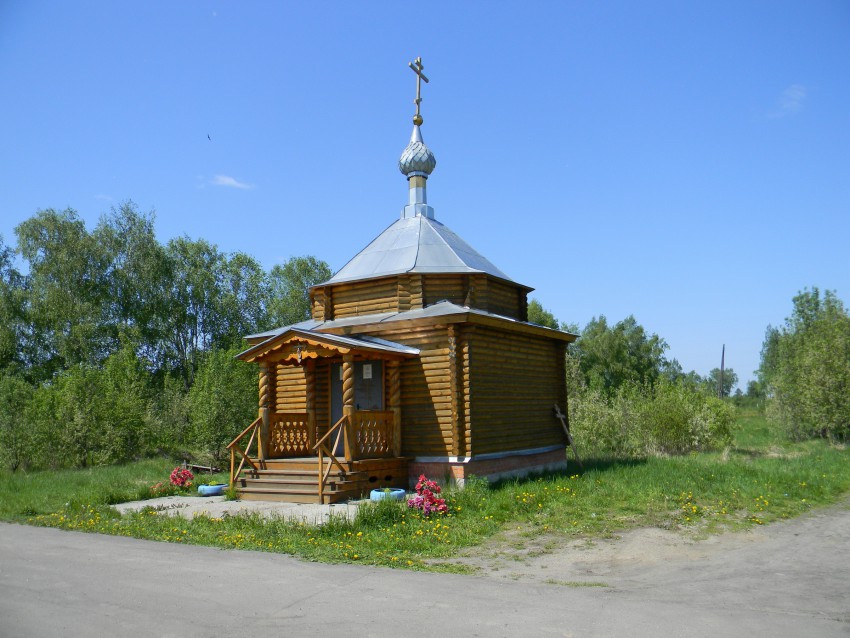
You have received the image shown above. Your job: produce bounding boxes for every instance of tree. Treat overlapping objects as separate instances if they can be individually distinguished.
[188,346,257,462]
[153,238,255,385]
[758,325,781,390]
[219,251,270,343]
[760,287,850,440]
[0,374,35,470]
[266,256,332,328]
[97,343,156,463]
[705,367,738,398]
[0,236,25,373]
[573,315,668,394]
[93,202,170,359]
[745,380,764,399]
[527,299,560,329]
[15,209,112,377]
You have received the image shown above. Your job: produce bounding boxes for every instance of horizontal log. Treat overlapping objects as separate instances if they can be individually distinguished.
[333,288,397,300]
[333,279,396,291]
[333,298,397,309]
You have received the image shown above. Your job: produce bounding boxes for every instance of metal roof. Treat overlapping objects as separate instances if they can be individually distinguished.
[321,215,517,286]
[245,301,576,343]
[237,327,420,362]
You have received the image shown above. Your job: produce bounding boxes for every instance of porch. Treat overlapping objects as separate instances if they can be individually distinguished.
[231,328,419,503]
[228,410,409,503]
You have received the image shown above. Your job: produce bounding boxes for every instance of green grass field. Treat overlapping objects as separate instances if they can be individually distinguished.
[2,409,848,571]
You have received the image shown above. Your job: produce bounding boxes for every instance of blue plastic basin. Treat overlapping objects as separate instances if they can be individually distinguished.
[370,488,406,502]
[198,484,228,497]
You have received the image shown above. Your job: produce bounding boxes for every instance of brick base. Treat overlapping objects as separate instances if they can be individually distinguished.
[408,447,567,487]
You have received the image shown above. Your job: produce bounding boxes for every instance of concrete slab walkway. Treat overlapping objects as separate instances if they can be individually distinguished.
[113,494,364,525]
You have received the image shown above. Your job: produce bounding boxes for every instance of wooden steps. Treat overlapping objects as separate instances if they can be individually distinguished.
[234,456,409,504]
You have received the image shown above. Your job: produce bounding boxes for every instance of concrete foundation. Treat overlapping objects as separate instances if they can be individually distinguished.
[409,446,568,487]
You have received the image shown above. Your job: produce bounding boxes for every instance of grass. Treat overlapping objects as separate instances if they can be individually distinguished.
[1,408,848,572]
[0,458,230,519]
[544,580,609,588]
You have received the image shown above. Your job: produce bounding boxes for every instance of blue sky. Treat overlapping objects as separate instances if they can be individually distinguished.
[2,1,849,388]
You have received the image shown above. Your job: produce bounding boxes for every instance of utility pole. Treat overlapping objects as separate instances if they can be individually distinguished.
[718,344,725,399]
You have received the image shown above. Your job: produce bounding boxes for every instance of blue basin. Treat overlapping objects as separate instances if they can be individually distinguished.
[370,488,406,502]
[198,483,228,496]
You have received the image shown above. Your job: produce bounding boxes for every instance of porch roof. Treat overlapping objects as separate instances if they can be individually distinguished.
[237,327,420,364]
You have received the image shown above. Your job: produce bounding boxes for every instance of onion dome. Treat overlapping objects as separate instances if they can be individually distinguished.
[398,125,437,177]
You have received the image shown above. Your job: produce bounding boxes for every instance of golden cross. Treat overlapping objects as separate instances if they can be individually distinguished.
[408,56,429,125]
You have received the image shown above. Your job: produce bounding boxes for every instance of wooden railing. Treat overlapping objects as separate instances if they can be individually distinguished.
[351,410,395,458]
[227,417,261,486]
[313,415,350,504]
[230,410,398,502]
[267,412,312,457]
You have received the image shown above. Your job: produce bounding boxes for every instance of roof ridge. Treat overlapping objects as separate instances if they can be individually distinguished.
[409,214,426,272]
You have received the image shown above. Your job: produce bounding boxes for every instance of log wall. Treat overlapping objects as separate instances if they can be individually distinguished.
[397,274,423,312]
[466,326,566,455]
[487,279,527,320]
[422,274,467,307]
[310,274,528,323]
[358,325,455,458]
[310,287,326,322]
[275,365,306,411]
[329,278,399,319]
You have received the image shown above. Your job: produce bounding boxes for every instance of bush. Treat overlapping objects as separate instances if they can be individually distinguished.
[10,344,157,470]
[570,380,735,459]
[569,387,642,458]
[0,374,35,470]
[148,374,191,453]
[188,347,257,462]
[638,380,734,454]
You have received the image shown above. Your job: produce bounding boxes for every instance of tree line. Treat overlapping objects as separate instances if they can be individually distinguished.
[527,300,739,398]
[1,203,845,470]
[0,203,331,470]
[527,284,849,457]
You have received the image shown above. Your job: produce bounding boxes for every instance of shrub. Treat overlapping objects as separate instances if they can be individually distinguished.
[9,344,157,470]
[638,380,734,454]
[188,347,257,462]
[569,387,643,458]
[0,374,35,470]
[569,380,734,459]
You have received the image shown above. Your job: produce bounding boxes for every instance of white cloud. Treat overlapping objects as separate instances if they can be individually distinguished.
[94,193,113,201]
[211,174,255,190]
[771,84,806,118]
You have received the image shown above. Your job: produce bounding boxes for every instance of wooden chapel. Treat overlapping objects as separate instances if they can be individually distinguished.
[229,58,577,503]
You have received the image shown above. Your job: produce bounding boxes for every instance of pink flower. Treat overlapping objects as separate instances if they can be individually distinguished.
[406,475,447,517]
[169,467,194,488]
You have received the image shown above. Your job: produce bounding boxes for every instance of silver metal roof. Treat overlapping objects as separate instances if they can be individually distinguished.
[322,215,516,285]
[238,327,420,361]
[245,301,576,343]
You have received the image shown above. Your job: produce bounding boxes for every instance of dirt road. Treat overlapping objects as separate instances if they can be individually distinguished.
[1,496,848,637]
